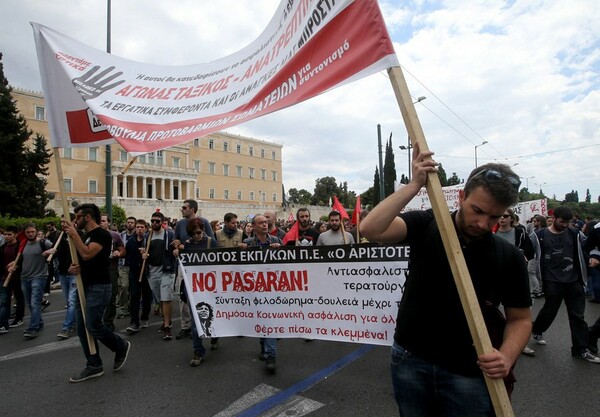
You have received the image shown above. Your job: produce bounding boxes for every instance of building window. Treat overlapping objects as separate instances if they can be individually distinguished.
[249,191,255,201]
[223,189,229,200]
[272,193,277,202]
[260,169,266,180]
[193,138,199,146]
[223,142,229,152]
[209,139,214,150]
[209,188,215,199]
[172,157,180,168]
[223,164,229,176]
[261,192,266,202]
[194,160,201,172]
[148,153,154,165]
[237,190,242,200]
[261,148,265,158]
[156,151,164,165]
[89,180,97,194]
[272,151,276,160]
[35,105,45,121]
[89,147,98,161]
[236,144,241,154]
[63,148,72,159]
[64,178,72,192]
[139,154,146,163]
[272,171,277,181]
[236,165,242,177]
[195,187,200,199]
[209,162,216,175]
[119,150,127,161]
[249,146,254,156]
[248,167,254,179]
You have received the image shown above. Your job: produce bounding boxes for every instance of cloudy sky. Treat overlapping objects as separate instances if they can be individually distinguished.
[1,0,599,202]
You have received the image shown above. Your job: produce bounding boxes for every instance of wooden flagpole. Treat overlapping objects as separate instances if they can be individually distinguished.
[45,231,64,263]
[121,156,137,175]
[2,252,22,288]
[387,66,514,417]
[53,147,96,354]
[139,230,153,283]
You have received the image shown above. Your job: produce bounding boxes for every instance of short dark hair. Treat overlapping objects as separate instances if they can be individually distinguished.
[75,203,101,224]
[5,225,18,233]
[127,216,136,222]
[224,212,237,222]
[101,213,111,223]
[135,219,147,226]
[296,208,310,220]
[464,163,520,207]
[553,206,573,221]
[186,218,205,236]
[184,199,198,213]
[328,210,341,219]
[151,211,165,221]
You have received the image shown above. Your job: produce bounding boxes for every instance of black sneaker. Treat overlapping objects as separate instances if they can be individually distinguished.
[573,350,600,364]
[0,326,8,335]
[9,319,23,328]
[24,329,39,339]
[265,356,277,373]
[210,338,220,350]
[162,326,172,341]
[69,367,104,383]
[41,299,51,311]
[113,341,131,371]
[175,328,192,340]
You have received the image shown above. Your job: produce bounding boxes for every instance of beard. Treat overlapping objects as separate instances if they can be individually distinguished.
[456,208,487,240]
[330,224,340,231]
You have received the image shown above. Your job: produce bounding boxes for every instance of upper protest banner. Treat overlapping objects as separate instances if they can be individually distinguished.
[179,244,408,345]
[401,184,548,223]
[32,0,399,154]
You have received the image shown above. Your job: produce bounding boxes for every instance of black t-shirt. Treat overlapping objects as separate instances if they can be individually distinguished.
[286,227,320,246]
[79,227,112,286]
[396,209,531,377]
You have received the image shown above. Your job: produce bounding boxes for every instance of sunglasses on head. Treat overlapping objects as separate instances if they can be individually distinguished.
[471,169,521,191]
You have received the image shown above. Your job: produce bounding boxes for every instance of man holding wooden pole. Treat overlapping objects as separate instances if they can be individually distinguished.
[361,147,532,416]
[63,203,131,382]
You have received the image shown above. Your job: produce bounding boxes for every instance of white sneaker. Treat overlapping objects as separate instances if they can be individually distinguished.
[522,346,535,356]
[575,351,600,364]
[533,333,546,345]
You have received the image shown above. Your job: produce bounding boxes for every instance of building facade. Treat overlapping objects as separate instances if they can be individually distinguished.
[12,88,284,221]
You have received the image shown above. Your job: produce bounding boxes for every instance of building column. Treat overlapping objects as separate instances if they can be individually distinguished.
[113,175,118,198]
[152,177,156,199]
[142,177,147,199]
[161,178,166,200]
[123,175,128,198]
[132,175,138,199]
[169,179,174,200]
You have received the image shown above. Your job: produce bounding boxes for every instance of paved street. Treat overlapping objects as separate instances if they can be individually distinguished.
[1,290,599,416]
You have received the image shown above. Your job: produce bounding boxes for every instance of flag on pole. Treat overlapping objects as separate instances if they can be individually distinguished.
[32,0,398,154]
[287,211,295,223]
[282,221,300,245]
[351,195,362,225]
[332,196,349,220]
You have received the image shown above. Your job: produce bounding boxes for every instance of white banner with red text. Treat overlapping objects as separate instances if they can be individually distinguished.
[32,0,398,154]
[179,244,407,345]
[400,184,548,223]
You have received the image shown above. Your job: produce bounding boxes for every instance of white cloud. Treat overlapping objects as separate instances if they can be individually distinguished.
[1,0,599,202]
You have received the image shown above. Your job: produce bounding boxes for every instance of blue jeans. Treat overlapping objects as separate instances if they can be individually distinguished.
[0,283,10,329]
[58,273,77,331]
[390,343,493,417]
[191,316,206,357]
[75,283,126,369]
[21,277,46,331]
[589,268,600,301]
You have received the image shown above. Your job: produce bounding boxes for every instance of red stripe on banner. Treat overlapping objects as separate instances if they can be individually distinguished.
[65,108,113,144]
[93,0,395,153]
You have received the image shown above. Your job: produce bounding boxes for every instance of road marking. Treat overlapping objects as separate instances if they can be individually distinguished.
[220,344,374,417]
[213,383,323,417]
[0,339,80,361]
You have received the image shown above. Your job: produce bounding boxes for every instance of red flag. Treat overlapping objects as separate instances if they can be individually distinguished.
[282,221,300,245]
[332,196,350,220]
[351,195,362,225]
[16,231,28,253]
[287,212,295,223]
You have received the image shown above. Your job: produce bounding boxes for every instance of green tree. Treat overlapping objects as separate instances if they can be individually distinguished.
[437,164,448,186]
[0,54,52,218]
[373,167,381,207]
[446,172,462,186]
[361,186,374,208]
[100,204,126,228]
[312,176,339,205]
[564,190,579,203]
[383,136,396,197]
[399,174,409,185]
[586,189,591,203]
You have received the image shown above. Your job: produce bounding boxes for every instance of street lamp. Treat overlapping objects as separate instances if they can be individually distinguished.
[399,97,427,180]
[474,141,488,168]
[521,176,535,190]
